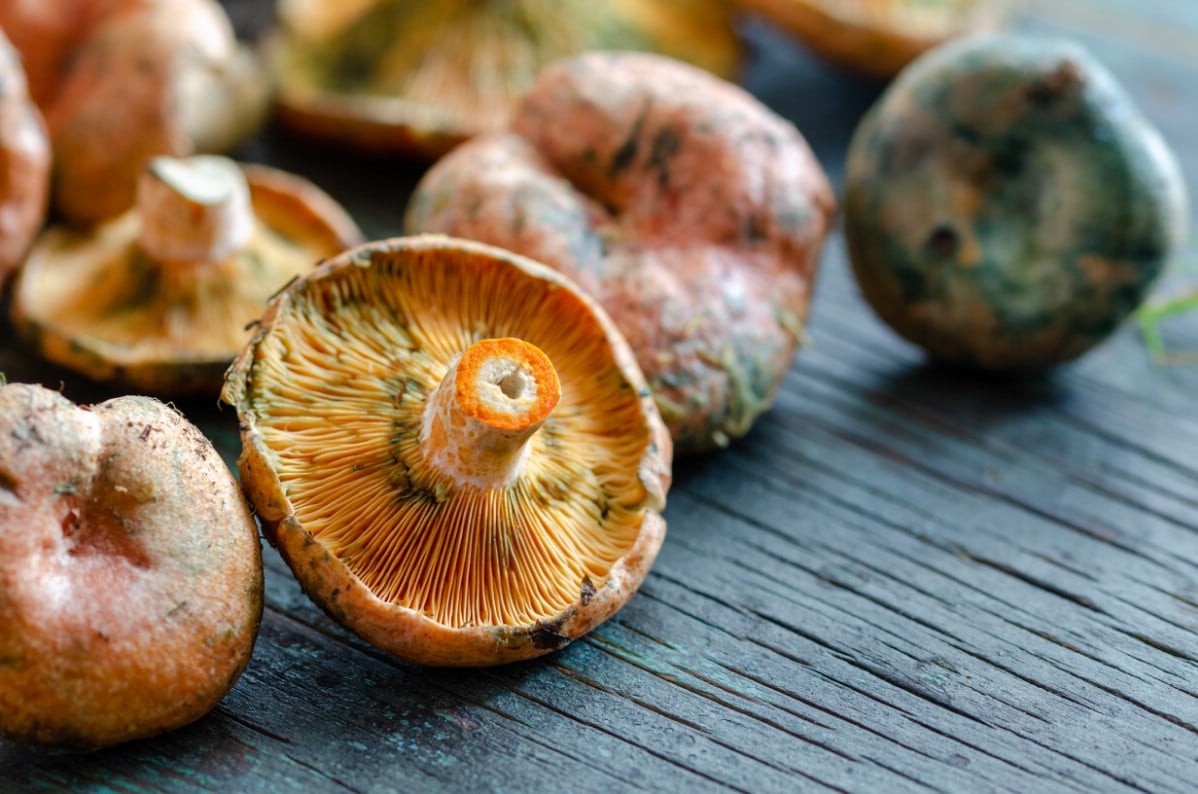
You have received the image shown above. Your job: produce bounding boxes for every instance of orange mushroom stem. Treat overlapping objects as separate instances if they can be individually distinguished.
[137,155,253,267]
[421,337,561,489]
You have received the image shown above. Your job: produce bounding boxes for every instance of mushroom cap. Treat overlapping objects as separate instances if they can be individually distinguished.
[406,51,836,454]
[11,161,363,395]
[222,234,672,666]
[267,0,742,157]
[739,0,1004,78]
[41,0,270,225]
[0,383,263,749]
[0,0,125,110]
[0,27,51,288]
[843,33,1190,370]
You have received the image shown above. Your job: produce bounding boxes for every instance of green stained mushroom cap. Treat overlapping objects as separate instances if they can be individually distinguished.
[844,32,1189,371]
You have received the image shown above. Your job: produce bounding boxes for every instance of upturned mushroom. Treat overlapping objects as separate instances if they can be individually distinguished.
[406,51,836,453]
[0,382,263,749]
[266,0,742,157]
[12,154,362,394]
[739,0,1004,78]
[0,28,50,290]
[2,0,270,225]
[223,234,672,666]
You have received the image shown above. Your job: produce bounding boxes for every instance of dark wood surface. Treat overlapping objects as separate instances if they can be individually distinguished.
[4,1,1198,791]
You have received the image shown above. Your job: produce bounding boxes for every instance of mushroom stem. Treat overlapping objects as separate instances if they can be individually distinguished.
[421,337,561,489]
[137,155,253,266]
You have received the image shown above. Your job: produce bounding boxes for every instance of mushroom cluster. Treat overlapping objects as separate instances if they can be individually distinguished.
[267,0,743,157]
[406,51,836,453]
[223,235,672,666]
[0,0,269,226]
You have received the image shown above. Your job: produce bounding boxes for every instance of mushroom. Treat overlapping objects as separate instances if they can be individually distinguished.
[0,0,125,110]
[5,0,271,225]
[0,27,50,290]
[266,0,742,157]
[222,234,672,666]
[739,0,1004,78]
[405,52,836,454]
[0,382,263,749]
[843,33,1190,370]
[11,154,363,394]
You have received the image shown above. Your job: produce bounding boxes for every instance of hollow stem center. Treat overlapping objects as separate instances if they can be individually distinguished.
[421,337,561,489]
[137,155,253,267]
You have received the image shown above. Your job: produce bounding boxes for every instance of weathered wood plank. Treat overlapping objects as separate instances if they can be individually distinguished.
[3,0,1198,791]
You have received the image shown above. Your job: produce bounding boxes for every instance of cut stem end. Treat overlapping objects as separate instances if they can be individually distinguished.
[137,155,253,266]
[422,338,561,488]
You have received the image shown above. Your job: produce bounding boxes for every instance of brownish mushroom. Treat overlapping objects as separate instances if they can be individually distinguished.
[0,0,125,110]
[6,0,271,225]
[0,28,50,290]
[0,382,263,749]
[739,0,1004,79]
[406,51,836,454]
[223,234,672,666]
[11,154,362,394]
[266,0,742,157]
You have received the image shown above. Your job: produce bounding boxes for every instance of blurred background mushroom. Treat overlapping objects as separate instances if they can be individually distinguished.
[0,0,270,226]
[265,0,743,157]
[737,0,1006,78]
[0,28,50,291]
[11,154,362,394]
[224,235,672,666]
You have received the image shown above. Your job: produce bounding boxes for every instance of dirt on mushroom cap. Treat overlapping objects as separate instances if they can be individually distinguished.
[224,234,671,666]
[0,383,263,749]
[843,33,1189,370]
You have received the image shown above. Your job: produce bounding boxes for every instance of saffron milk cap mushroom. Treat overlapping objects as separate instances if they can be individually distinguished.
[0,382,263,749]
[843,33,1190,370]
[34,0,270,225]
[11,154,362,394]
[223,234,672,666]
[266,0,742,157]
[0,27,50,290]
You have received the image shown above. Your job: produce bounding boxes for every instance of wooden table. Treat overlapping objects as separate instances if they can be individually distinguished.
[4,1,1197,790]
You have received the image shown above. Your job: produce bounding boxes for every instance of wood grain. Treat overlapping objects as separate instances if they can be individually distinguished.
[2,1,1197,791]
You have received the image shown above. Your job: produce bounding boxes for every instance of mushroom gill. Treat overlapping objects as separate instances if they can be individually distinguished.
[239,242,662,628]
[12,155,361,393]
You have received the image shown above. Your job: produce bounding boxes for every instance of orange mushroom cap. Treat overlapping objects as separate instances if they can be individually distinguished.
[223,234,672,666]
[21,0,271,225]
[0,382,263,749]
